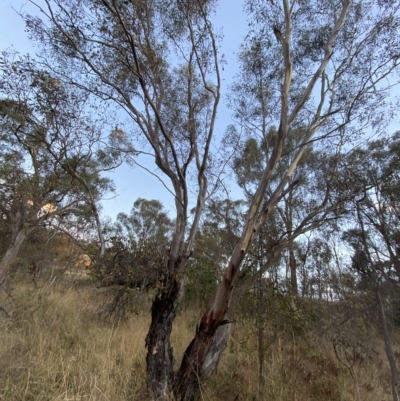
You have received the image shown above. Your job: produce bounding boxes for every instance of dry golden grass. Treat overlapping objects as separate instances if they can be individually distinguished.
[0,281,397,401]
[0,283,148,401]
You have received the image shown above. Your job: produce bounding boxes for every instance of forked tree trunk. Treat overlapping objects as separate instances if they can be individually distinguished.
[148,1,353,396]
[146,267,233,401]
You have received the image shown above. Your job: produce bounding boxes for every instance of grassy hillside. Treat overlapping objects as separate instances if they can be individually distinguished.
[0,278,397,401]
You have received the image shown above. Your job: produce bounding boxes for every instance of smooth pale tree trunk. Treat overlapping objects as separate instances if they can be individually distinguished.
[174,239,256,400]
[0,227,34,284]
[201,322,232,377]
[174,317,232,400]
[174,233,290,400]
[173,265,271,400]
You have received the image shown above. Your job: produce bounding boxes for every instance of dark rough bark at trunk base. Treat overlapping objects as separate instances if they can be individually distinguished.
[145,279,181,400]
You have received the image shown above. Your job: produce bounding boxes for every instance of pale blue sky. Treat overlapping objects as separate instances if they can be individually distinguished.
[0,0,247,219]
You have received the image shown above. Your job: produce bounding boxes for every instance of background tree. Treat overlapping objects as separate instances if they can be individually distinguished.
[342,133,400,401]
[184,198,245,306]
[103,198,173,288]
[93,198,173,319]
[0,53,117,284]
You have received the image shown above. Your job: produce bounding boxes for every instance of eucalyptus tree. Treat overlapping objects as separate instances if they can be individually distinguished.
[24,0,221,397]
[345,133,400,401]
[178,1,400,398]
[0,54,116,284]
[23,0,400,399]
[182,199,245,305]
[102,198,173,288]
[96,198,173,319]
[197,198,245,272]
[350,134,400,280]
[116,198,173,247]
[232,130,318,295]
